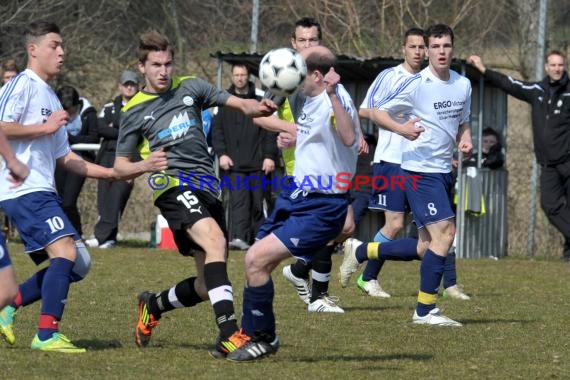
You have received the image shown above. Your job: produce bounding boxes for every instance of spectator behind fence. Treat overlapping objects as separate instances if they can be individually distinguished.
[212,63,278,250]
[85,70,139,249]
[54,85,99,237]
[469,52,570,260]
[481,127,504,169]
[459,127,504,170]
[1,59,19,86]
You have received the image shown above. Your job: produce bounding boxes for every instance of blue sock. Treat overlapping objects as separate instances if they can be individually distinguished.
[38,258,74,340]
[241,278,275,340]
[362,231,391,281]
[442,251,457,289]
[416,250,445,317]
[377,238,420,261]
[18,268,47,307]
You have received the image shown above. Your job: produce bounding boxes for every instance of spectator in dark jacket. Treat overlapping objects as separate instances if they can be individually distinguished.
[54,85,99,236]
[85,70,139,249]
[469,51,570,260]
[212,63,278,249]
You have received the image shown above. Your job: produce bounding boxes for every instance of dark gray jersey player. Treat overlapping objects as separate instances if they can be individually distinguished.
[117,76,228,200]
[112,30,277,356]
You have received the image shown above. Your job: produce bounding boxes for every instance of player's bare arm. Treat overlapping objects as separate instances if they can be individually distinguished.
[325,68,355,147]
[113,150,168,180]
[456,122,473,159]
[0,131,30,186]
[57,150,116,180]
[253,113,297,136]
[0,109,68,139]
[226,96,277,118]
[276,130,296,149]
[369,109,424,141]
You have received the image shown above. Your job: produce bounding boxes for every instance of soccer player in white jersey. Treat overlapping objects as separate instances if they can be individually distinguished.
[257,17,361,313]
[0,21,118,352]
[340,24,472,326]
[227,46,359,361]
[345,27,470,301]
[0,129,29,311]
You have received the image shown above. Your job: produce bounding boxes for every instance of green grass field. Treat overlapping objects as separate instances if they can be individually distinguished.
[2,243,569,379]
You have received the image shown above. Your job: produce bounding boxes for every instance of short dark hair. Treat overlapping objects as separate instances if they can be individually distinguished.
[24,21,60,45]
[56,85,80,111]
[425,24,454,46]
[137,30,174,64]
[305,50,336,75]
[545,50,566,63]
[483,127,500,139]
[293,17,322,40]
[403,27,425,45]
[231,63,249,75]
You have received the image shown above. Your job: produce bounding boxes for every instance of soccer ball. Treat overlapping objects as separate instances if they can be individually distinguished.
[259,48,307,97]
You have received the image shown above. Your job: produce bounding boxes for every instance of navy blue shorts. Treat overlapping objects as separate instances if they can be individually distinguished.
[0,192,79,257]
[404,170,454,229]
[0,233,11,269]
[368,161,409,213]
[256,189,348,262]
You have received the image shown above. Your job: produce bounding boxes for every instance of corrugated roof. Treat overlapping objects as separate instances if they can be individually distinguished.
[210,51,483,82]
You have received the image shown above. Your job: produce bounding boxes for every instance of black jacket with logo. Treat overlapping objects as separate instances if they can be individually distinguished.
[484,69,570,165]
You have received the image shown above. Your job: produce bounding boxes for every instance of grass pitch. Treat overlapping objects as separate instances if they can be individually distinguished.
[1,242,569,379]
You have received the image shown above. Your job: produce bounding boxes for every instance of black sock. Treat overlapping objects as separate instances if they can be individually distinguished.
[149,277,205,319]
[291,259,310,279]
[204,262,239,338]
[310,245,335,302]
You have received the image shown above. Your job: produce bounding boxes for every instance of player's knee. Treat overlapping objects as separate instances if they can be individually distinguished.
[70,242,92,282]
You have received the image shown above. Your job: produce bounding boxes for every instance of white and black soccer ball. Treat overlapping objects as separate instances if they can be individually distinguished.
[259,48,307,97]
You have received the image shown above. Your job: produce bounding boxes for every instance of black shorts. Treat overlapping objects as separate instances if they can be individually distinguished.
[155,187,227,256]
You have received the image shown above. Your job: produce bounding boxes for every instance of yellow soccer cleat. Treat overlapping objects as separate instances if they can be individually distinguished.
[31,332,86,353]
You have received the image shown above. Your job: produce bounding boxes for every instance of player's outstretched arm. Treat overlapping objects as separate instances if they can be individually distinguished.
[112,151,168,180]
[226,96,277,118]
[58,151,115,180]
[253,114,297,136]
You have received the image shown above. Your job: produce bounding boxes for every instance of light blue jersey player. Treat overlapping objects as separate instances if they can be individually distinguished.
[227,46,359,362]
[341,24,473,326]
[0,21,114,352]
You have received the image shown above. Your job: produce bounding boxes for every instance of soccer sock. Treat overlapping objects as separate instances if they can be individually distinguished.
[15,267,48,307]
[241,278,275,340]
[148,277,205,319]
[442,251,457,289]
[377,238,420,261]
[362,231,391,281]
[204,262,238,339]
[310,245,334,301]
[290,259,310,280]
[355,239,419,262]
[416,250,445,317]
[38,258,74,340]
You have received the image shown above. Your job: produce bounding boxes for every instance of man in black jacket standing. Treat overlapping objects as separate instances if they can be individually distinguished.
[86,70,139,249]
[212,63,278,250]
[468,51,570,261]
